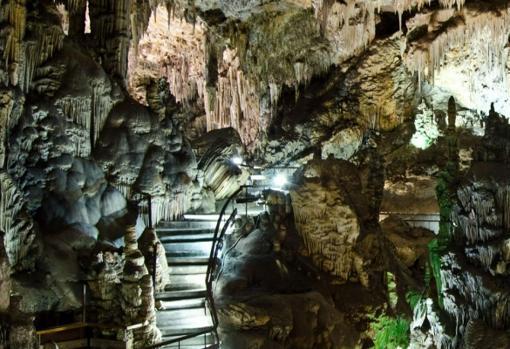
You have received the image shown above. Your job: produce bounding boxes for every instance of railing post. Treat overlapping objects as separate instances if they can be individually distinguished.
[148,195,153,229]
[245,186,248,217]
[82,282,87,323]
[152,242,157,293]
[86,326,91,349]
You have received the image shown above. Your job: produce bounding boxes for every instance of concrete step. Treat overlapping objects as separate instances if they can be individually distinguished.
[166,256,210,265]
[158,325,215,338]
[159,231,215,243]
[166,274,206,291]
[161,344,219,349]
[159,297,206,311]
[159,333,215,349]
[158,323,213,337]
[158,220,217,229]
[157,227,215,234]
[156,289,207,301]
[157,307,210,322]
[169,264,208,275]
[166,252,210,260]
[183,214,221,221]
[163,241,213,255]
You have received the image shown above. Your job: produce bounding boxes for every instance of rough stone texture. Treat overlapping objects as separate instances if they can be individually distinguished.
[290,159,385,286]
[381,216,434,268]
[321,126,362,160]
[137,227,170,292]
[0,172,37,271]
[194,127,250,201]
[0,233,10,313]
[121,225,160,347]
[87,225,160,348]
[261,35,417,167]
[216,191,363,349]
[95,97,200,221]
[8,296,38,349]
[290,167,362,282]
[410,111,510,348]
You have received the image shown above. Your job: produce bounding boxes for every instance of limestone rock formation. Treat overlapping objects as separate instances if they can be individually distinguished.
[381,216,434,268]
[0,172,37,271]
[138,227,170,292]
[5,0,510,347]
[215,190,363,348]
[194,127,250,201]
[87,225,160,348]
[290,159,385,286]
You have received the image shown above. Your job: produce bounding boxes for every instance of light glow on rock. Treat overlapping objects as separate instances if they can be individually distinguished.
[231,156,243,166]
[410,102,440,149]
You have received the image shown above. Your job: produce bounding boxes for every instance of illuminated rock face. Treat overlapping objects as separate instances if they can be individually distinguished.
[215,190,364,348]
[291,171,362,282]
[290,159,385,286]
[6,0,510,347]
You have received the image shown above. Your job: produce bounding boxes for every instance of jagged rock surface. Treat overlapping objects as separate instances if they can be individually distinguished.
[290,159,385,286]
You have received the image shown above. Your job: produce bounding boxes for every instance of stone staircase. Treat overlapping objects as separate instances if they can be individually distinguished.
[153,188,265,349]
[154,216,220,349]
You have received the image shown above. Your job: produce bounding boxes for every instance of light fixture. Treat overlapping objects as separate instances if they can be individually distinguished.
[273,173,288,188]
[231,156,243,166]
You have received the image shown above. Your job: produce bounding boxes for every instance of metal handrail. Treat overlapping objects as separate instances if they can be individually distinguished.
[36,321,149,336]
[146,186,247,349]
[204,186,245,344]
[379,211,443,223]
[37,320,148,348]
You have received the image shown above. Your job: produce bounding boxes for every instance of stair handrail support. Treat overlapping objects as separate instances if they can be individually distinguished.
[205,186,245,344]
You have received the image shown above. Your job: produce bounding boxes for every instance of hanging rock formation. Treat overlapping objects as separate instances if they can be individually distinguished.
[290,159,386,287]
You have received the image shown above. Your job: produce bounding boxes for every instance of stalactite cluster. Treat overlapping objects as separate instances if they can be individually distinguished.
[89,0,132,81]
[1,0,26,86]
[404,3,510,90]
[0,172,35,270]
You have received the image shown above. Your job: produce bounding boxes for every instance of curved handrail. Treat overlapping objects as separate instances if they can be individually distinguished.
[205,207,237,341]
[36,321,149,336]
[146,185,247,349]
[206,186,244,285]
[204,186,245,344]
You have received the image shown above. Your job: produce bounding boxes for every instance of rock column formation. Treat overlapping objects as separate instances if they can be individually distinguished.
[290,159,383,287]
[120,224,160,347]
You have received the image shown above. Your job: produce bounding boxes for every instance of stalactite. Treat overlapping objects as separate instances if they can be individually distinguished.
[20,24,64,92]
[55,96,91,131]
[405,7,510,90]
[203,49,261,148]
[89,0,132,80]
[145,194,188,225]
[59,0,86,14]
[0,89,14,169]
[91,84,114,147]
[268,82,281,117]
[3,0,26,86]
[0,172,34,268]
[113,183,132,199]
